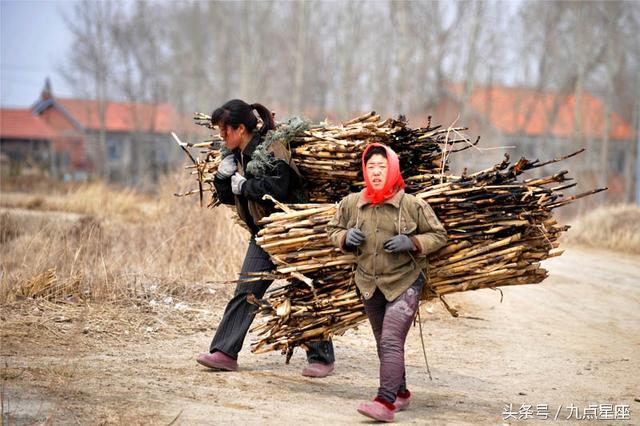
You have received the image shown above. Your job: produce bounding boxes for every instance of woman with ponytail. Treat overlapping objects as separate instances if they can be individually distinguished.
[196,99,335,378]
[327,144,447,422]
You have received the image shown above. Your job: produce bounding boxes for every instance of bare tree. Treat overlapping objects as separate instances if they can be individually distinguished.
[291,1,310,113]
[59,0,639,201]
[458,1,484,121]
[110,0,172,185]
[60,0,119,179]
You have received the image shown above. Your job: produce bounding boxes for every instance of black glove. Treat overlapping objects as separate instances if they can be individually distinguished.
[345,228,365,248]
[383,234,415,253]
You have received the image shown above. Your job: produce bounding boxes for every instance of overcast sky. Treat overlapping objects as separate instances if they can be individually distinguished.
[1,0,76,108]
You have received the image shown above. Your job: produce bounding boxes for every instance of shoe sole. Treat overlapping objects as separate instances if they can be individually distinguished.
[301,365,335,378]
[357,408,393,423]
[301,370,334,378]
[196,359,237,371]
[395,401,410,412]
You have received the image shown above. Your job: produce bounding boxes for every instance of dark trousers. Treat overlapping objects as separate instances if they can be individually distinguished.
[210,237,335,364]
[363,275,425,403]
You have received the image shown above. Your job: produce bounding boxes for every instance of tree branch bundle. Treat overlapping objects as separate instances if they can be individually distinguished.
[247,151,605,356]
[177,113,605,359]
[285,112,472,202]
[181,112,476,204]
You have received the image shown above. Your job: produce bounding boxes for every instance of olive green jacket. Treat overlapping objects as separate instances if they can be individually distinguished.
[327,189,447,301]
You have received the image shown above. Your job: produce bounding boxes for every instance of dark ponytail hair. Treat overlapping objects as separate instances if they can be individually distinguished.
[211,99,275,138]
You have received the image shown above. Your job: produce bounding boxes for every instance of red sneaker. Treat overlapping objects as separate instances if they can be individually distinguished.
[395,390,411,411]
[357,397,395,422]
[301,362,334,378]
[196,351,238,371]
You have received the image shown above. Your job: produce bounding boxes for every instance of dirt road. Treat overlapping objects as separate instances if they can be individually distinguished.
[2,246,639,425]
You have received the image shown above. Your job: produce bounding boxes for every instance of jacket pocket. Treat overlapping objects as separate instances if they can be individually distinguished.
[357,264,374,279]
[398,217,417,235]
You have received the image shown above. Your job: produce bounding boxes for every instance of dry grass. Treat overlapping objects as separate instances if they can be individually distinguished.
[1,181,158,222]
[0,211,21,242]
[563,204,640,254]
[0,173,81,194]
[1,175,258,425]
[0,174,248,304]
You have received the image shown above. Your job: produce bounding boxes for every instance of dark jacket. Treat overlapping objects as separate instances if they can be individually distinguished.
[214,133,303,235]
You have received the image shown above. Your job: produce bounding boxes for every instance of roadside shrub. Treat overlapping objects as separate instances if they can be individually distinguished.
[563,204,640,254]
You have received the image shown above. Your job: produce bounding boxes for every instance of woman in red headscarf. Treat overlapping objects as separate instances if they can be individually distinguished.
[327,143,447,422]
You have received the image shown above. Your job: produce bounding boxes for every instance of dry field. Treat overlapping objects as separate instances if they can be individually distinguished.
[1,175,248,302]
[1,178,639,425]
[561,204,640,254]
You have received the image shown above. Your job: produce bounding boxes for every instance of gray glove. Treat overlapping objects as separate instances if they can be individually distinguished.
[345,228,365,248]
[383,234,415,253]
[231,172,247,195]
[216,155,237,179]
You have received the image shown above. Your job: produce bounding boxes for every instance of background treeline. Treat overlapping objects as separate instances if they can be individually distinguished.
[56,0,640,210]
[61,0,640,125]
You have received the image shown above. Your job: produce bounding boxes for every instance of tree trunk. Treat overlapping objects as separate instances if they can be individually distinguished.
[633,75,640,204]
[239,2,253,100]
[392,1,410,114]
[459,1,483,121]
[292,1,309,113]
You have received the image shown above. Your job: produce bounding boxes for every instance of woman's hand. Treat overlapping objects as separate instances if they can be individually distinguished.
[383,235,415,253]
[346,228,366,248]
[216,155,237,179]
[231,172,247,195]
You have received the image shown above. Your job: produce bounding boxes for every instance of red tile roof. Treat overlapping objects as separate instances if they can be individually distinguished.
[0,108,57,140]
[448,85,635,140]
[55,98,187,133]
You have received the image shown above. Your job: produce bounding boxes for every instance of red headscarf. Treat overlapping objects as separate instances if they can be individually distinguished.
[362,143,406,205]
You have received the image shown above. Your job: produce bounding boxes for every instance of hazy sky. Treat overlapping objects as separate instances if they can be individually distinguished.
[1,0,75,108]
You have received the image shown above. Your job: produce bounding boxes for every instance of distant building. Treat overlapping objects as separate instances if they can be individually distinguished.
[0,79,201,184]
[415,84,637,204]
[0,108,59,175]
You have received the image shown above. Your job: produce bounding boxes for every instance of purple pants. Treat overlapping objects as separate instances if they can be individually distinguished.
[363,275,424,403]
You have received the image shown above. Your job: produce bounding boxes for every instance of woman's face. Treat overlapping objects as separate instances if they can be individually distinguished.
[366,153,388,190]
[218,123,243,150]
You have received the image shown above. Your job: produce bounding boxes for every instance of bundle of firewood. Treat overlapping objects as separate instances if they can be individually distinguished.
[247,150,605,357]
[178,112,475,204]
[284,111,474,202]
[176,112,604,359]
